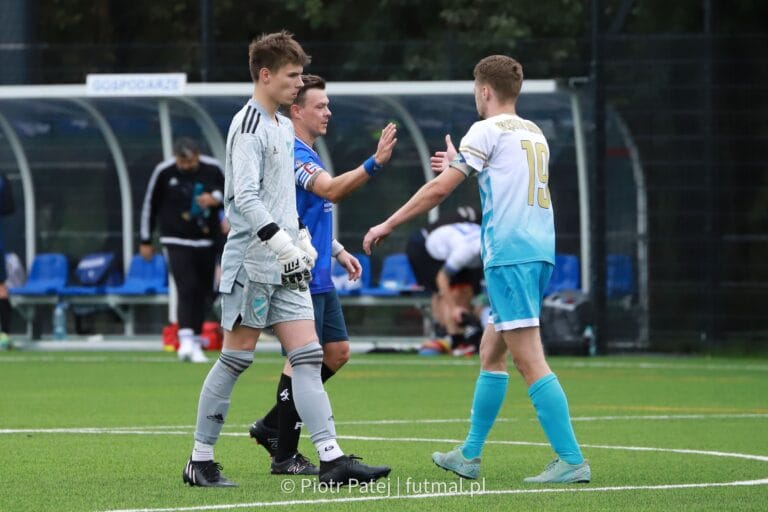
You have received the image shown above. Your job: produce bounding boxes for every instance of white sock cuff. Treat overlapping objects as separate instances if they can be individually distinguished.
[317,439,344,462]
[192,440,214,462]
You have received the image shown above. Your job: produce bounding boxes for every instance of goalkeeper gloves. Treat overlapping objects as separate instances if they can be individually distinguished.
[263,228,312,291]
[296,227,318,269]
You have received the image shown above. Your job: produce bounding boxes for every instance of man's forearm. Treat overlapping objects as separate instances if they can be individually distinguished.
[385,180,449,230]
[323,168,369,203]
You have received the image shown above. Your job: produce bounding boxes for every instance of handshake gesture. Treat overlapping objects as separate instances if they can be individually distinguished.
[265,228,317,291]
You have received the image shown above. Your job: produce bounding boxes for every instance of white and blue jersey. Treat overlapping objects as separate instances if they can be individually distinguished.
[450,113,555,330]
[452,113,555,268]
[294,137,334,294]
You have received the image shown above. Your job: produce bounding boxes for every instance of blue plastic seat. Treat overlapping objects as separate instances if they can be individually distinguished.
[105,254,168,295]
[8,253,68,295]
[545,253,580,296]
[60,252,120,296]
[606,253,635,298]
[331,253,371,295]
[362,253,423,296]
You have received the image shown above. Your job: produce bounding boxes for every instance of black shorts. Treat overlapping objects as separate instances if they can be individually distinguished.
[405,229,482,294]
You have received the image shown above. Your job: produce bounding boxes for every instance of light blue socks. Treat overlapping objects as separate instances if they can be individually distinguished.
[528,373,583,465]
[461,370,509,459]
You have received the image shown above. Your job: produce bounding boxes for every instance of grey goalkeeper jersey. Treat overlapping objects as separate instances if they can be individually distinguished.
[219,99,299,291]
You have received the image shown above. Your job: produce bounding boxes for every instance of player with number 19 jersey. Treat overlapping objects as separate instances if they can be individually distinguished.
[454,113,554,268]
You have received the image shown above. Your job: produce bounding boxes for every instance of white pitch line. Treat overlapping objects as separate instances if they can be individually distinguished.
[570,413,768,422]
[2,355,767,372]
[1,423,763,511]
[0,356,283,365]
[338,413,768,424]
[346,358,768,372]
[559,360,768,372]
[0,428,193,435]
[338,435,768,463]
[4,427,767,465]
[100,477,768,512]
[3,413,767,436]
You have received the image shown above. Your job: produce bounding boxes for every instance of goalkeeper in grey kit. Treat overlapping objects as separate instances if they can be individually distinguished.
[182,30,390,488]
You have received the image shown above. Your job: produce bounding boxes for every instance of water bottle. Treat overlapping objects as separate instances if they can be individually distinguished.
[583,325,596,357]
[189,183,204,218]
[53,302,67,341]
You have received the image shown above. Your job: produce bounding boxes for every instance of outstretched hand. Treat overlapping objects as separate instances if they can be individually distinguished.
[430,134,458,174]
[373,123,398,166]
[362,222,393,255]
[336,250,362,281]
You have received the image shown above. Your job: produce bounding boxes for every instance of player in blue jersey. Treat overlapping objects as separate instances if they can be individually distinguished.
[249,74,398,475]
[363,55,590,484]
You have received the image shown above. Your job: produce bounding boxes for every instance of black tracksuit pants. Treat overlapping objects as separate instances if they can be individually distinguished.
[164,244,216,334]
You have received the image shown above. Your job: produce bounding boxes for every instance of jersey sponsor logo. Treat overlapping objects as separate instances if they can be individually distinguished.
[169,177,179,187]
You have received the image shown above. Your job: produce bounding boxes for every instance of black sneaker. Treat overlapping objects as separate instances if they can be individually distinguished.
[319,455,391,486]
[271,452,319,475]
[182,458,238,487]
[248,419,279,458]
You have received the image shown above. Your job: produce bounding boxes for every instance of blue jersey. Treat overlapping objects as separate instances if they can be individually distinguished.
[294,138,335,294]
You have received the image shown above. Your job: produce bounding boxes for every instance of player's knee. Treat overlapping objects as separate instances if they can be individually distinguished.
[338,348,350,368]
[480,346,506,371]
[288,341,323,369]
[223,324,259,351]
[511,355,528,376]
[323,342,350,370]
[511,354,544,382]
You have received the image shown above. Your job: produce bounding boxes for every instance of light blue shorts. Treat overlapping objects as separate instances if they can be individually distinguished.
[485,262,554,331]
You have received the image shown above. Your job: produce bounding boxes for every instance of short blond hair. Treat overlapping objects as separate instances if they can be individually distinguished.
[473,55,523,103]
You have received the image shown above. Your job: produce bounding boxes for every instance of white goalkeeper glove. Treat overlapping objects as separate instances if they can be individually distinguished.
[296,227,318,269]
[264,229,312,291]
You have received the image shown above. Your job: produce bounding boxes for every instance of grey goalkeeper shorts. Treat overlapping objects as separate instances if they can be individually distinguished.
[220,268,314,330]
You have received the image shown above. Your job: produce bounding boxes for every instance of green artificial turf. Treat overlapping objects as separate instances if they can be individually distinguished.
[1,352,766,511]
